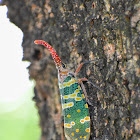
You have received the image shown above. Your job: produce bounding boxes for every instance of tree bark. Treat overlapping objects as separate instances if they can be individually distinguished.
[1,0,139,140]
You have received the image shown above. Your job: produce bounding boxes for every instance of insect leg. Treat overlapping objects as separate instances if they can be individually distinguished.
[78,78,88,101]
[78,78,102,106]
[74,59,98,76]
[75,62,84,76]
[79,78,102,91]
[78,78,93,106]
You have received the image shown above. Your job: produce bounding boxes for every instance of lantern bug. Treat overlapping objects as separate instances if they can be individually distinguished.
[34,40,91,140]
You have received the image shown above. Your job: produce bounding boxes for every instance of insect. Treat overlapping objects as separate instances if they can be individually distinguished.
[34,40,90,140]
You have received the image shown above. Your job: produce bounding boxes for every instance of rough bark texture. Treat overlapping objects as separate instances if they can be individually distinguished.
[1,0,139,140]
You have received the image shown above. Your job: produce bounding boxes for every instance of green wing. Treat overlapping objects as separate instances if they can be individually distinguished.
[59,75,90,140]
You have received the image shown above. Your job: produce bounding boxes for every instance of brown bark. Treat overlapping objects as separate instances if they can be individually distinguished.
[1,0,139,140]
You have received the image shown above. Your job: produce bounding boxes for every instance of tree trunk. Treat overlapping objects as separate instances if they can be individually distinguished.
[1,0,139,140]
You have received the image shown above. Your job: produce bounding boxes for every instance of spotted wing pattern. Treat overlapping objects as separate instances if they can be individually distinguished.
[59,75,90,140]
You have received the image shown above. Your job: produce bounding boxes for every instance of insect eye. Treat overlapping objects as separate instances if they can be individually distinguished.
[69,73,75,78]
[61,62,66,68]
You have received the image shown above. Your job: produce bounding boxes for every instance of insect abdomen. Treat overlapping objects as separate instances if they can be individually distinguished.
[59,75,90,140]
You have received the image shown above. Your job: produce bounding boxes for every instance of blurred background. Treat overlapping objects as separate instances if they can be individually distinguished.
[0,5,41,140]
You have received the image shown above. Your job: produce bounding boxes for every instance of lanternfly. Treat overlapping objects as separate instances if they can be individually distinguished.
[34,40,90,140]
